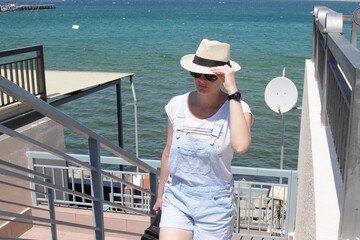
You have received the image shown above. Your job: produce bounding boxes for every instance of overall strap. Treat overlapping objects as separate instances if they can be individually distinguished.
[175,94,188,139]
[210,101,229,145]
[210,119,225,146]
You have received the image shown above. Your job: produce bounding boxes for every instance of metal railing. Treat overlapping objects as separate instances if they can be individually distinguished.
[0,158,146,239]
[28,151,153,214]
[0,159,58,239]
[0,45,47,120]
[312,6,360,239]
[28,151,298,240]
[313,6,357,179]
[232,167,297,239]
[0,73,159,239]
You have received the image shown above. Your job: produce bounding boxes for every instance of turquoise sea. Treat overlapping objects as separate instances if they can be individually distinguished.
[0,0,358,170]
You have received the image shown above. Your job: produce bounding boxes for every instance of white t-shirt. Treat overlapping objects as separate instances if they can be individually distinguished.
[165,92,252,183]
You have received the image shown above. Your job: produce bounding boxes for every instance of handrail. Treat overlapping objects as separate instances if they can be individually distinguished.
[313,6,354,178]
[0,74,159,239]
[0,76,159,175]
[0,160,99,202]
[312,6,360,239]
[0,45,44,58]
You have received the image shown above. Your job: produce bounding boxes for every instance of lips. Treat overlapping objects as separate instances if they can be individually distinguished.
[196,83,209,92]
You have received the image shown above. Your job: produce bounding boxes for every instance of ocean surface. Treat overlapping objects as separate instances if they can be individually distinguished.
[0,0,358,170]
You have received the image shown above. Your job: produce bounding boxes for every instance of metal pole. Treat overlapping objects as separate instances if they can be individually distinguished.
[351,8,360,48]
[351,20,358,48]
[116,81,125,186]
[88,138,105,240]
[279,113,285,184]
[321,35,329,126]
[129,75,139,159]
[46,179,57,240]
[280,113,285,171]
[312,9,316,62]
[279,68,286,184]
[36,45,47,102]
[116,83,123,149]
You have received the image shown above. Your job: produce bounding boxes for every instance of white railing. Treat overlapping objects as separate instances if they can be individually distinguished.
[28,151,297,240]
[28,151,153,214]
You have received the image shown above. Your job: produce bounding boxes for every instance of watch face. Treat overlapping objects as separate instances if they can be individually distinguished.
[228,92,241,101]
[234,92,241,100]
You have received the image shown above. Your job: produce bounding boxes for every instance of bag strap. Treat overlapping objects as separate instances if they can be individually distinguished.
[151,210,162,227]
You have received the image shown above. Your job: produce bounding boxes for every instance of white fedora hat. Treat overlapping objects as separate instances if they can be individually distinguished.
[180,39,241,75]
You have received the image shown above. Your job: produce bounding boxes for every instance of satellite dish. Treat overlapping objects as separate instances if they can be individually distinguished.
[264,76,298,114]
[264,69,298,177]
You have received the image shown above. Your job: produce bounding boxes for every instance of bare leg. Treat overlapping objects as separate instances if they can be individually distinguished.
[160,227,193,240]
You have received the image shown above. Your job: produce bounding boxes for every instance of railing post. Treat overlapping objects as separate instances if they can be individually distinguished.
[46,179,58,240]
[321,37,329,126]
[129,75,139,159]
[286,171,298,234]
[351,8,360,48]
[35,46,47,102]
[28,154,38,206]
[88,138,105,240]
[313,6,321,64]
[313,6,323,82]
[314,7,327,87]
[116,82,123,149]
[320,11,343,126]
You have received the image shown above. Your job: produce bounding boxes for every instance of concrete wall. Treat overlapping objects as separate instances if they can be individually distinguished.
[0,118,65,238]
[295,60,342,240]
[295,60,317,240]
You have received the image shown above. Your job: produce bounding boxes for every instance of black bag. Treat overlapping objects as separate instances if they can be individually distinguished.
[141,211,161,240]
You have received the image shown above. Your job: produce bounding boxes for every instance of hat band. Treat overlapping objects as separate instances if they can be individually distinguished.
[193,55,231,68]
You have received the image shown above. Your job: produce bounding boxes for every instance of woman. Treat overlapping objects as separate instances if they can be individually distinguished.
[153,39,253,240]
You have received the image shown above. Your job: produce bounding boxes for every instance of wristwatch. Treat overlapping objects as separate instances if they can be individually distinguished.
[227,91,241,102]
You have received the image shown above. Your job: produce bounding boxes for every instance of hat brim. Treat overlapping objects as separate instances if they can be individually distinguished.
[180,54,241,75]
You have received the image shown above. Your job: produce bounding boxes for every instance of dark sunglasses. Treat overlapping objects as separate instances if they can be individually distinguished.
[189,72,218,81]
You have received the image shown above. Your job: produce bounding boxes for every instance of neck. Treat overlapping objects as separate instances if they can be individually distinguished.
[193,90,226,107]
[188,91,227,119]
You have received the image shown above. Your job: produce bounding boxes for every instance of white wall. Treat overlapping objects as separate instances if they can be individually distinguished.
[0,118,65,238]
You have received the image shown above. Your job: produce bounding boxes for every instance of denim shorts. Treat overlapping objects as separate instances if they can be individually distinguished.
[160,178,235,240]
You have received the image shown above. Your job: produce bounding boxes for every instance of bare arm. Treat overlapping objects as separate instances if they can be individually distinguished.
[228,100,252,153]
[153,119,173,211]
[211,65,252,153]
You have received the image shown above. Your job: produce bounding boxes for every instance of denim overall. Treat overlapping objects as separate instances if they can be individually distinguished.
[161,95,235,240]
